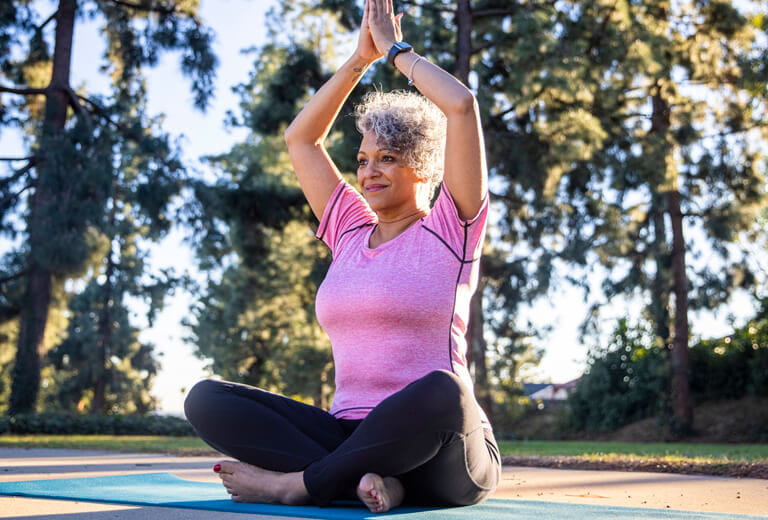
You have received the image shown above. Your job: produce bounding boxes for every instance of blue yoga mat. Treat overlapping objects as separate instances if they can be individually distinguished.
[0,472,764,519]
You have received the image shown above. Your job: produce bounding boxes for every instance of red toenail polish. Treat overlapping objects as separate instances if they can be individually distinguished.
[213,464,221,473]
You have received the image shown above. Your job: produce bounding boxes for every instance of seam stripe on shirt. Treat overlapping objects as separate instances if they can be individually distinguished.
[339,223,374,244]
[316,185,346,242]
[421,225,471,263]
[447,222,472,375]
[421,225,480,264]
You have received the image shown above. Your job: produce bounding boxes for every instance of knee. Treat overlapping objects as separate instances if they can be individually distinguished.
[413,370,468,415]
[184,379,223,426]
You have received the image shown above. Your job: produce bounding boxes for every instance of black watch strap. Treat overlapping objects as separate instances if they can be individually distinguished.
[387,41,413,66]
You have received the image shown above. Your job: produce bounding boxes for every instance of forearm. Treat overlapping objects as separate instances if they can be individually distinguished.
[392,51,476,116]
[284,55,373,146]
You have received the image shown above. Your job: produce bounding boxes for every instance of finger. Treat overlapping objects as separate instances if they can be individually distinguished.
[361,0,369,27]
[387,0,394,16]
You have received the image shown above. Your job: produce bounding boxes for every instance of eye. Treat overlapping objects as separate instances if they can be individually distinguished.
[357,157,368,167]
[381,155,396,162]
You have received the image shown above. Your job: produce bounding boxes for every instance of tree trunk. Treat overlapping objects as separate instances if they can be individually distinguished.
[9,0,77,415]
[455,0,472,85]
[667,189,693,433]
[9,267,51,414]
[650,199,671,347]
[650,81,692,433]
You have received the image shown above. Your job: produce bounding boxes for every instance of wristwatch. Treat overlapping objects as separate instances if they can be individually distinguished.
[387,41,413,66]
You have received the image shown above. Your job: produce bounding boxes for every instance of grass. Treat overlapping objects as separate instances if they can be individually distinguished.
[0,434,213,455]
[498,440,768,479]
[498,440,768,461]
[2,435,767,478]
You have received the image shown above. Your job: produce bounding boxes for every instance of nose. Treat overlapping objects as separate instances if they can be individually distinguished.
[359,160,380,181]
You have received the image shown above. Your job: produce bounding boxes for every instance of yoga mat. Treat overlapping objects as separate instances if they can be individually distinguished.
[0,472,764,519]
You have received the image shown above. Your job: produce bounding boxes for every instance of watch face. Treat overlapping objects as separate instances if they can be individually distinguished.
[388,42,413,64]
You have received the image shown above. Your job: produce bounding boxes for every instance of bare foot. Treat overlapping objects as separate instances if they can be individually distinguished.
[356,473,404,513]
[216,460,310,505]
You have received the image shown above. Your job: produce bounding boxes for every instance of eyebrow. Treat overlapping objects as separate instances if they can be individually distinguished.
[356,148,395,155]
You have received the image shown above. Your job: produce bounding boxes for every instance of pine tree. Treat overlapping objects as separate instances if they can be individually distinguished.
[478,0,767,432]
[0,0,216,414]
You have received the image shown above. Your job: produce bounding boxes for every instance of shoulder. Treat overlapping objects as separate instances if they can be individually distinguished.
[316,181,377,252]
[422,183,489,261]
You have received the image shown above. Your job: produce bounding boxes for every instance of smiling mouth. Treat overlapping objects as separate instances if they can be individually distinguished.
[365,184,387,192]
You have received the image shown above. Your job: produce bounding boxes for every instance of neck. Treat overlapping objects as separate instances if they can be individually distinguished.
[370,209,427,248]
[376,209,427,224]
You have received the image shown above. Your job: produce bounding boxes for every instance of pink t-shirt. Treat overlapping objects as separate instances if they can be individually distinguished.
[315,180,489,424]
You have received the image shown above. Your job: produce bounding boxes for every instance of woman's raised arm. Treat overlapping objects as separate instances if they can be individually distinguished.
[284,3,383,220]
[367,0,488,220]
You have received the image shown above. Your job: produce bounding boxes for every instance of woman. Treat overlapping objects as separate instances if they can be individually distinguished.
[184,0,500,513]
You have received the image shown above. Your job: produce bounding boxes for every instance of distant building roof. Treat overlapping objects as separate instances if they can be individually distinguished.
[523,383,551,396]
[523,379,580,401]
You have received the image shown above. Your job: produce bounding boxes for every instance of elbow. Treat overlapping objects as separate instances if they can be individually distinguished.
[284,123,298,147]
[444,89,478,117]
[284,121,318,149]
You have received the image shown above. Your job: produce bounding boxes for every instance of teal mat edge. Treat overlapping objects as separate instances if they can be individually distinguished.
[0,472,765,520]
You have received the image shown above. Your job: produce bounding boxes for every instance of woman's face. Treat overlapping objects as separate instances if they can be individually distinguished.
[356,131,425,214]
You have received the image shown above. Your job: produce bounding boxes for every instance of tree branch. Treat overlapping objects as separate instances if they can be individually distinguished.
[399,1,455,14]
[105,0,178,16]
[0,85,50,96]
[74,92,142,140]
[0,270,29,287]
[701,122,767,140]
[0,159,37,190]
[473,7,515,18]
[0,183,33,208]
[491,105,516,120]
[65,87,92,127]
[471,40,497,55]
[38,9,60,31]
[0,157,35,162]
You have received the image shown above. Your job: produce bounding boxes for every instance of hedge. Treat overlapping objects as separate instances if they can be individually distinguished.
[0,412,195,436]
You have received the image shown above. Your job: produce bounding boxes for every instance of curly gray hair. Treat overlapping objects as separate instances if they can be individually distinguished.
[355,90,446,198]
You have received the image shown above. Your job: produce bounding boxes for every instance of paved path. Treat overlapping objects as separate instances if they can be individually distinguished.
[0,448,766,518]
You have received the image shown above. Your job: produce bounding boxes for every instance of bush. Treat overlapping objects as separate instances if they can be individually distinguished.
[689,307,768,401]
[563,304,768,434]
[563,318,666,432]
[0,412,194,436]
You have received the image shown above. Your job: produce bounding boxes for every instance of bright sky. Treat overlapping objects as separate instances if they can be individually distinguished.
[1,0,762,416]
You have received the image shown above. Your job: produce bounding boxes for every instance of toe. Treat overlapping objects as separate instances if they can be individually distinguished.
[217,460,239,475]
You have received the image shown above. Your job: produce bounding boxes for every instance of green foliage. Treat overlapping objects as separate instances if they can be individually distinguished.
[188,138,335,404]
[45,282,160,414]
[0,412,194,436]
[689,299,768,400]
[566,303,768,433]
[0,0,217,413]
[565,319,667,431]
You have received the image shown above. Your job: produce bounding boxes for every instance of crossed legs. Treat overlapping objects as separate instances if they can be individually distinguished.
[184,370,500,512]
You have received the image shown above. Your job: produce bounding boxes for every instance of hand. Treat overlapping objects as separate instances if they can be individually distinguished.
[355,0,383,63]
[367,0,404,57]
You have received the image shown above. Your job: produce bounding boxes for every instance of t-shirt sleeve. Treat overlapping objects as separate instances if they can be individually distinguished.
[316,180,377,255]
[425,182,489,261]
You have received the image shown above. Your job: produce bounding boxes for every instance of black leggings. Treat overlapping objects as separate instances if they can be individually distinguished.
[184,370,501,507]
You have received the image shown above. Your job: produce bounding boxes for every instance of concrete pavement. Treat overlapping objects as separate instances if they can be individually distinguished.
[0,447,766,518]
